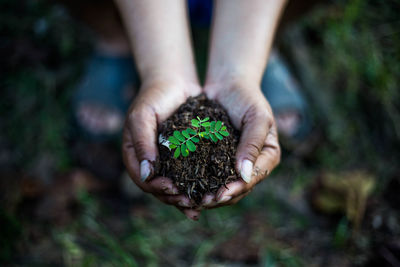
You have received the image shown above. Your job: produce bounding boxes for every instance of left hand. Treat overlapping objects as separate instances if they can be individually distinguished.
[122,78,202,220]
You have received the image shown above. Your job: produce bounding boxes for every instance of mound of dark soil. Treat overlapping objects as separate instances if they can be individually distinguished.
[155,94,240,205]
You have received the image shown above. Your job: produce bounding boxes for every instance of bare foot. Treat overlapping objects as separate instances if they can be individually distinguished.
[76,103,124,135]
[275,110,301,137]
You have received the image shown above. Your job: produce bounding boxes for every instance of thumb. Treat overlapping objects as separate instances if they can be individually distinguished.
[236,109,271,184]
[127,106,158,182]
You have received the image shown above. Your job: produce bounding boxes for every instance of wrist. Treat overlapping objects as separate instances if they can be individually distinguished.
[205,66,262,92]
[140,73,201,97]
[142,65,198,83]
[204,73,260,99]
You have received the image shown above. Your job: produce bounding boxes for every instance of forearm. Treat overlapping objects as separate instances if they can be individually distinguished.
[206,0,287,87]
[114,0,198,86]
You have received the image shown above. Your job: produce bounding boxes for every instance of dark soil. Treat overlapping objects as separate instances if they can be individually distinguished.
[155,94,240,205]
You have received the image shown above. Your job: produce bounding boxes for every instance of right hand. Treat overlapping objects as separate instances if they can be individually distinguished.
[200,80,281,209]
[122,78,202,220]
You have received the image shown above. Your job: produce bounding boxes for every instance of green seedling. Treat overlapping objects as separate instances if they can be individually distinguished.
[167,116,230,158]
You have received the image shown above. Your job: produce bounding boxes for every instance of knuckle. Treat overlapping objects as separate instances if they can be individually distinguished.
[244,142,260,162]
[133,139,149,157]
[242,105,258,125]
[128,109,143,125]
[260,111,274,129]
[259,109,270,120]
[127,110,137,123]
[270,140,282,168]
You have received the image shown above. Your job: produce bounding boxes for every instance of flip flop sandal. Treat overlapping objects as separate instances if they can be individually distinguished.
[72,53,139,141]
[262,50,313,149]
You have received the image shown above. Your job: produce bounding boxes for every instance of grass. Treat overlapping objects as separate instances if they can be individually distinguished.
[1,0,399,266]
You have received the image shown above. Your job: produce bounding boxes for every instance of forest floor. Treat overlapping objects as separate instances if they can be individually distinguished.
[1,0,399,266]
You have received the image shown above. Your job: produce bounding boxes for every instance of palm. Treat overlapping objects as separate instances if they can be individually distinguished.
[123,82,202,219]
[200,83,280,209]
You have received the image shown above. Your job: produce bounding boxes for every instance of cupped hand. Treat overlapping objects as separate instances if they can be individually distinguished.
[122,78,202,220]
[200,81,281,209]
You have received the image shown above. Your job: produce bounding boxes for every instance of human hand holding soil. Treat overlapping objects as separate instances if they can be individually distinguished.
[194,0,284,211]
[200,82,281,209]
[117,0,285,220]
[117,0,203,219]
[122,80,202,219]
[123,83,280,219]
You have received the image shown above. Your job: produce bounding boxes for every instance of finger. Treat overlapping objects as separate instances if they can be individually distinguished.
[203,190,251,209]
[252,123,281,183]
[201,193,215,206]
[215,124,280,203]
[122,127,140,182]
[147,176,180,195]
[214,191,251,208]
[236,105,271,184]
[181,208,201,221]
[126,105,158,182]
[155,194,194,208]
[215,180,250,203]
[122,130,181,196]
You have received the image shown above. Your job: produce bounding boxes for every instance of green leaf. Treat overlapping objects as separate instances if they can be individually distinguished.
[215,121,222,131]
[220,130,229,136]
[202,122,211,127]
[191,119,200,127]
[192,137,200,143]
[215,132,223,140]
[187,128,197,135]
[168,136,180,145]
[181,144,189,157]
[169,144,177,149]
[203,135,210,139]
[174,131,185,142]
[210,121,216,131]
[186,140,196,152]
[182,130,190,138]
[202,117,210,122]
[205,126,210,134]
[174,148,180,158]
[221,126,227,131]
[210,133,218,142]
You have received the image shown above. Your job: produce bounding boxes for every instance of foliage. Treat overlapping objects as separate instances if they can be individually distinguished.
[0,0,92,170]
[290,0,400,173]
[167,117,229,158]
[1,0,400,265]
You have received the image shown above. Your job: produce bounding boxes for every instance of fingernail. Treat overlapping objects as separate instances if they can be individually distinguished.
[140,160,151,181]
[165,187,179,195]
[241,159,253,183]
[217,195,232,204]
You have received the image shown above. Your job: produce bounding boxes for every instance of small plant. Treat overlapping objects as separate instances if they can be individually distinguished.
[168,117,230,158]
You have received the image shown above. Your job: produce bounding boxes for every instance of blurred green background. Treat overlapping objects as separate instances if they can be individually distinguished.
[1,0,399,266]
